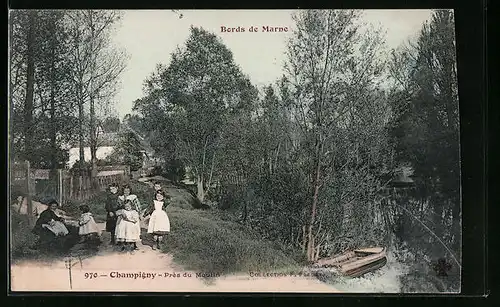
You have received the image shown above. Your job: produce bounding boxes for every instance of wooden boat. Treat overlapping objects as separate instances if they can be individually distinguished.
[311,247,387,278]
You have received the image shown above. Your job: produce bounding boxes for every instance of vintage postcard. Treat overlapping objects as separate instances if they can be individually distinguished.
[8,9,461,293]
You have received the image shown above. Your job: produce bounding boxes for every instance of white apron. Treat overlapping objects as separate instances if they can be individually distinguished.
[147,200,170,234]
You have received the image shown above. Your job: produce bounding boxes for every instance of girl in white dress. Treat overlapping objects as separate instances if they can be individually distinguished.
[78,205,101,243]
[115,200,141,251]
[117,185,142,250]
[118,185,142,213]
[145,190,170,250]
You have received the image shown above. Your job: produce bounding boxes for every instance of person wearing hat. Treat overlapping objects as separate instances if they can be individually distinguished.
[105,183,120,245]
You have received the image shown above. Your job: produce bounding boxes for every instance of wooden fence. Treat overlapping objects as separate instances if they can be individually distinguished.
[10,161,131,206]
[10,161,37,225]
[62,168,130,200]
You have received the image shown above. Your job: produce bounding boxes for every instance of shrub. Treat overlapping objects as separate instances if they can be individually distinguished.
[161,207,300,276]
[161,159,186,183]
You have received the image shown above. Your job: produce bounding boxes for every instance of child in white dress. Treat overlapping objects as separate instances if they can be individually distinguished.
[115,200,141,251]
[145,190,170,250]
[118,185,142,213]
[78,205,101,243]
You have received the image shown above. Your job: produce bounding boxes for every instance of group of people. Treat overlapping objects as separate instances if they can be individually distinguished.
[105,182,171,251]
[30,181,171,252]
[32,199,104,248]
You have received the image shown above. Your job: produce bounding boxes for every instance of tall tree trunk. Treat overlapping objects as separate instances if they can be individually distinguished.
[306,137,322,262]
[90,94,99,189]
[23,11,36,226]
[88,10,99,190]
[49,17,58,181]
[196,175,205,203]
[23,10,36,162]
[78,91,85,175]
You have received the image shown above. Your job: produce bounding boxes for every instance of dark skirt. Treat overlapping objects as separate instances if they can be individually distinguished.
[106,215,117,232]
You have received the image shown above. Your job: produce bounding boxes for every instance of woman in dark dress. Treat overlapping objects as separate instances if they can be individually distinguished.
[105,184,120,245]
[32,200,68,246]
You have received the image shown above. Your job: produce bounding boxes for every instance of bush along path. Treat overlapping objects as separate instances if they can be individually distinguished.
[10,177,339,292]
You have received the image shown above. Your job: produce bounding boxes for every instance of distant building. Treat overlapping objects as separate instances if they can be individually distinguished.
[67,146,116,169]
[66,123,158,173]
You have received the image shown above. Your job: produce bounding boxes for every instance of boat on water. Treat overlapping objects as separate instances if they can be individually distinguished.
[311,247,387,278]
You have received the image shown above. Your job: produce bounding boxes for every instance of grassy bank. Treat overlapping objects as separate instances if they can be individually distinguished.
[161,206,301,276]
[10,211,39,261]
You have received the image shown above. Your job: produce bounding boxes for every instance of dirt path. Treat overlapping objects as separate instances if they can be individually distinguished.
[11,222,339,292]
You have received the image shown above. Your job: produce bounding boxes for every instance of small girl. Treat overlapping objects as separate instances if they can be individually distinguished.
[145,190,171,250]
[78,205,101,243]
[115,200,141,251]
[118,185,141,213]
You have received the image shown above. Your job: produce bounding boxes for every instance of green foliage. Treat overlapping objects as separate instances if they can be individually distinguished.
[162,207,300,275]
[153,159,186,183]
[134,26,259,201]
[390,11,459,201]
[10,9,78,166]
[387,10,460,252]
[10,9,126,171]
[101,117,121,132]
[109,130,145,171]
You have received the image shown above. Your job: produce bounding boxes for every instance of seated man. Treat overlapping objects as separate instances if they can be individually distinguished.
[32,199,70,248]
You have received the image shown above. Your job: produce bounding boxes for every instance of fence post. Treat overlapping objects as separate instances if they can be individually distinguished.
[58,169,63,206]
[69,176,73,198]
[25,160,34,226]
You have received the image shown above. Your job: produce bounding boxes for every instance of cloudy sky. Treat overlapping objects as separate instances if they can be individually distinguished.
[111,9,434,119]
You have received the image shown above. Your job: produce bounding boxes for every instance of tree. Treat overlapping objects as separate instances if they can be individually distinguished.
[22,10,36,163]
[108,130,144,171]
[284,10,389,261]
[135,26,257,203]
[101,116,121,133]
[35,10,77,176]
[10,10,79,171]
[65,10,127,181]
[388,10,461,265]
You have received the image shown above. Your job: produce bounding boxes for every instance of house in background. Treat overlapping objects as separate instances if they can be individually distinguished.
[66,127,120,169]
[65,120,160,178]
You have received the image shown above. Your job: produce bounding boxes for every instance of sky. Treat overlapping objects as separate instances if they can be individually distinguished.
[111,9,435,119]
